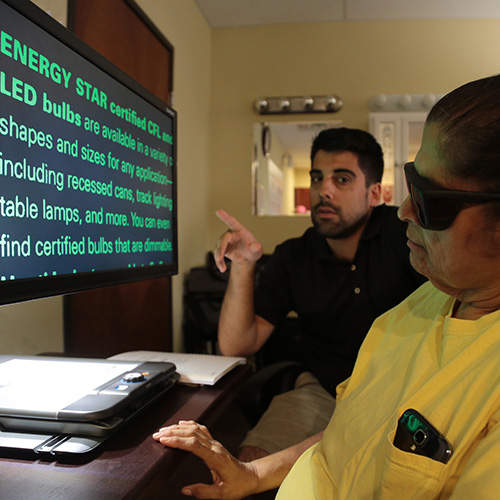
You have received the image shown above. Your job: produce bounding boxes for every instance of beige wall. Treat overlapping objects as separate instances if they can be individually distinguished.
[3,3,500,353]
[137,0,212,350]
[208,19,500,251]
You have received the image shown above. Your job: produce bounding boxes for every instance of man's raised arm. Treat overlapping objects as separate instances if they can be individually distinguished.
[214,210,274,356]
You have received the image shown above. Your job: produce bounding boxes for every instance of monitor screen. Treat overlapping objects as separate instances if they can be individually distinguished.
[0,0,178,305]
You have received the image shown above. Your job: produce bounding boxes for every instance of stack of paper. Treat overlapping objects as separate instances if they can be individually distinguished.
[109,351,246,385]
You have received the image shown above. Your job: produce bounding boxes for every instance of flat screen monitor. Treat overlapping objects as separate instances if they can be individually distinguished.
[0,0,178,305]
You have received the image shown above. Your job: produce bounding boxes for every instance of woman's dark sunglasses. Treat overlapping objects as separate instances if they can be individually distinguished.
[404,162,500,231]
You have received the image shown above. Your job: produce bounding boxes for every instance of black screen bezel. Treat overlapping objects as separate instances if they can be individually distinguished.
[0,0,178,305]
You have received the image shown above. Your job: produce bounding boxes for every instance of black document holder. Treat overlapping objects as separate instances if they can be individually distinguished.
[0,355,178,456]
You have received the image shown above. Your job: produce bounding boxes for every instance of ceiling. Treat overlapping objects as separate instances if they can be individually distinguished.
[195,0,500,28]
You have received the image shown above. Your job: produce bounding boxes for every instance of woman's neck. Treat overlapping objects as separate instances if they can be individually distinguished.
[452,295,500,320]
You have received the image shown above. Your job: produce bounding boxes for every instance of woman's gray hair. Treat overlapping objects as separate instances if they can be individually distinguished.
[427,74,500,192]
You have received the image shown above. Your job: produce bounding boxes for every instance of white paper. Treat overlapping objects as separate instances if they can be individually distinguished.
[109,351,246,385]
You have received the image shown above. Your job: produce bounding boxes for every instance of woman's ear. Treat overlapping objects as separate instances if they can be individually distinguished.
[485,207,500,258]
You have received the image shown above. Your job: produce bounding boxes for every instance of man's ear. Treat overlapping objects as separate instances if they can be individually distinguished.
[369,182,382,206]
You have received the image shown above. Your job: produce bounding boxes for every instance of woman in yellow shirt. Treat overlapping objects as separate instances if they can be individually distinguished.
[153,74,500,499]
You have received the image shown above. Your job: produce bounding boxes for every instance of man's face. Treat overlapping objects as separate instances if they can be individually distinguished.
[309,150,380,239]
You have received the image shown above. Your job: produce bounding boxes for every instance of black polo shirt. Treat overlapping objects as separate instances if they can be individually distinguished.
[254,204,426,395]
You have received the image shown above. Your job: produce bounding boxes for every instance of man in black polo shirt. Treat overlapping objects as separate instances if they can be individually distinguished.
[214,128,425,461]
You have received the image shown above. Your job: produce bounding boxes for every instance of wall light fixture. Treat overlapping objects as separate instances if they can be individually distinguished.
[369,93,444,112]
[254,95,343,114]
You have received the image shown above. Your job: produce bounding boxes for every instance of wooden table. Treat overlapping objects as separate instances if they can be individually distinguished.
[0,365,251,500]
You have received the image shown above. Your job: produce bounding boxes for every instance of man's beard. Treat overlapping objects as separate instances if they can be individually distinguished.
[311,202,371,240]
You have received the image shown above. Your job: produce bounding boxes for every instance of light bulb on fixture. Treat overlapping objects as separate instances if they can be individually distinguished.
[325,96,342,112]
[303,97,314,109]
[369,93,387,110]
[398,94,413,109]
[280,98,291,111]
[422,93,437,109]
[255,99,269,113]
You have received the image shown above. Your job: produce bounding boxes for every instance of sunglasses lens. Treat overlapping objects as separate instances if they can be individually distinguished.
[407,183,427,226]
[408,182,459,230]
[426,198,460,222]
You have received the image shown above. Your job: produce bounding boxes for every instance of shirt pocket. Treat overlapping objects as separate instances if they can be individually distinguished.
[377,428,447,500]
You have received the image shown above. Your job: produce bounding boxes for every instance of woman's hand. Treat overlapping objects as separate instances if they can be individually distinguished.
[153,420,260,499]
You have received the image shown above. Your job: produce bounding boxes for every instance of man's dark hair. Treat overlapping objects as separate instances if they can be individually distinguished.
[310,127,384,186]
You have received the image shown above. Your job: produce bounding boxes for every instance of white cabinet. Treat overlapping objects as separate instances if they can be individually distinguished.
[369,112,427,206]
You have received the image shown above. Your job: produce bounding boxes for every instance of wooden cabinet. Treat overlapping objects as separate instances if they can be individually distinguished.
[64,0,174,356]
